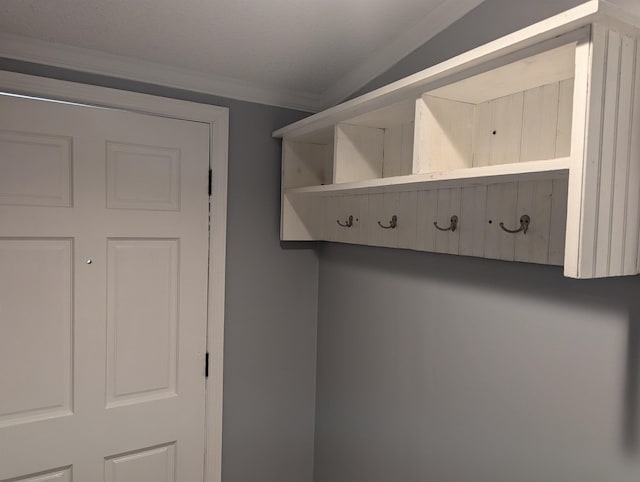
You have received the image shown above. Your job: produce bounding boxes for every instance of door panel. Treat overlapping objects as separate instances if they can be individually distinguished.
[0,94,209,481]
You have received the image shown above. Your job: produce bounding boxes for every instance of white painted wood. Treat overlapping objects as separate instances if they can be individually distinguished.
[368,192,400,248]
[563,28,595,277]
[594,29,622,277]
[434,188,462,254]
[490,92,524,165]
[0,72,227,482]
[323,195,341,243]
[571,25,640,278]
[333,195,364,245]
[629,38,640,275]
[0,239,73,426]
[275,4,640,278]
[105,443,176,482]
[8,466,72,482]
[472,101,492,167]
[415,95,474,172]
[0,131,72,207]
[281,193,324,241]
[367,193,385,247]
[416,189,439,252]
[428,43,576,104]
[273,26,592,139]
[521,83,561,162]
[285,158,570,195]
[283,140,333,188]
[609,33,636,275]
[334,123,385,183]
[564,24,606,278]
[514,180,553,264]
[556,78,575,157]
[549,179,569,266]
[485,182,518,261]
[459,185,488,257]
[0,90,214,481]
[398,191,418,249]
[382,122,414,178]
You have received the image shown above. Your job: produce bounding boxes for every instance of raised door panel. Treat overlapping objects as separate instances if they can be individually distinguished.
[0,131,72,207]
[0,238,73,427]
[106,142,180,211]
[7,467,72,482]
[105,444,175,482]
[106,239,179,408]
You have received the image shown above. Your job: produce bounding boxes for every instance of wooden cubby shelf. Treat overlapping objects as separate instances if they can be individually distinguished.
[274,0,640,279]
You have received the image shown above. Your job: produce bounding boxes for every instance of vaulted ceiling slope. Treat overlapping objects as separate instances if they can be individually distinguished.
[0,0,484,111]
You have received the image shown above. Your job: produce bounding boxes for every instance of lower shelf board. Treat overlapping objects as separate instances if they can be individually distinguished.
[284,158,570,196]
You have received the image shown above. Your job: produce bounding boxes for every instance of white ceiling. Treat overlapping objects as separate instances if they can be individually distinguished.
[0,0,484,111]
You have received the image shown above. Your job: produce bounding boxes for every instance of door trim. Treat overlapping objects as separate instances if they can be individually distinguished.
[0,70,228,482]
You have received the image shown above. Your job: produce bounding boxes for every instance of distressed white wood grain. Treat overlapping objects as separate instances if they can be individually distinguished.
[472,101,492,167]
[549,178,569,265]
[416,189,439,252]
[490,92,524,165]
[629,39,640,275]
[607,34,636,275]
[556,78,574,157]
[398,191,418,250]
[459,185,488,257]
[485,182,518,260]
[434,188,462,254]
[521,83,560,162]
[417,95,474,173]
[567,23,607,277]
[514,180,553,264]
[334,123,384,183]
[383,122,414,177]
[594,29,622,277]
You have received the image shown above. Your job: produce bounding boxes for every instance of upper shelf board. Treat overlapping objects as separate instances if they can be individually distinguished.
[273,0,640,141]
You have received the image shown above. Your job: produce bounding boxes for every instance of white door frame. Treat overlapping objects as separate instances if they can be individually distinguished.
[0,70,228,482]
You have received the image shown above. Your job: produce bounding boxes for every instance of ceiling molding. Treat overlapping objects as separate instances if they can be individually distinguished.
[320,0,485,108]
[0,1,482,112]
[0,32,323,112]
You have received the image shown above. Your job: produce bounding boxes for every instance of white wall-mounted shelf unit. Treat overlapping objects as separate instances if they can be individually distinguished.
[274,0,640,279]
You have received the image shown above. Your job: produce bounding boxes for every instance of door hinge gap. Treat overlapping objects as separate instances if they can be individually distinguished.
[208,168,212,196]
[205,351,209,378]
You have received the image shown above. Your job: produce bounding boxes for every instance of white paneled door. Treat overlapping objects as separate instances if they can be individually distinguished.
[0,94,210,481]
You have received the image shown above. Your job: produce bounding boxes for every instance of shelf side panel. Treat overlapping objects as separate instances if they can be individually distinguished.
[570,24,640,278]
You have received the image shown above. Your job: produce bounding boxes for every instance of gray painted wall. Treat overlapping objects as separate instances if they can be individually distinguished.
[315,0,640,481]
[0,59,318,482]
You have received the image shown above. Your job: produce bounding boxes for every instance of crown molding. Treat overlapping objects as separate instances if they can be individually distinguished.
[0,32,323,112]
[0,1,482,113]
[320,0,485,108]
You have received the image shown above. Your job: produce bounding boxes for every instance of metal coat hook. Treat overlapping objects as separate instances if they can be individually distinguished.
[378,215,398,229]
[499,214,530,235]
[434,215,458,232]
[337,215,354,228]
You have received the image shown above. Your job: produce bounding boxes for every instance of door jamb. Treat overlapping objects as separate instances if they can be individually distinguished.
[0,70,228,482]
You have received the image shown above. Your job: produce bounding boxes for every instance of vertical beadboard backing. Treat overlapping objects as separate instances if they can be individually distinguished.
[568,24,640,278]
[285,178,568,266]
